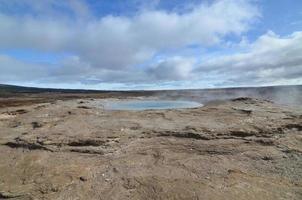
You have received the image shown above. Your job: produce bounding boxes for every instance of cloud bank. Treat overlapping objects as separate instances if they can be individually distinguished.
[0,0,301,89]
[196,31,302,87]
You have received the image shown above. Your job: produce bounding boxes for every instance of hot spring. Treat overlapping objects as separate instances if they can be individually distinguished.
[103,100,202,111]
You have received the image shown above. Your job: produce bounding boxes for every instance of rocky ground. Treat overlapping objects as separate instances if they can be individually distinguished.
[0,97,301,200]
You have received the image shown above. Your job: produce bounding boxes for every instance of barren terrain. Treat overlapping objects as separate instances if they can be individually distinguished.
[0,85,302,199]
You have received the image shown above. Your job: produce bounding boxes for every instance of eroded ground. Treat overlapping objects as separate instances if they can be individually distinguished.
[0,97,301,200]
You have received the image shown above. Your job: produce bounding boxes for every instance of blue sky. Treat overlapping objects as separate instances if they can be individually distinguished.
[0,0,301,90]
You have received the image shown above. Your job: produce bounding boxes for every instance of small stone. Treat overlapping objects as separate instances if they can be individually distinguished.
[80,176,88,182]
[31,122,42,129]
[262,156,273,161]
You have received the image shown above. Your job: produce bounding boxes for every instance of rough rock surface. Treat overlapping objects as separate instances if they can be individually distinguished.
[0,98,301,200]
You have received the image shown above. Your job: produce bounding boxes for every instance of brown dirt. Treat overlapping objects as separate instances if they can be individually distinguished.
[0,97,301,200]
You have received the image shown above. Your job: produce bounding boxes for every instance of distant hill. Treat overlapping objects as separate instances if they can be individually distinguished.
[1,83,302,94]
[0,84,301,106]
[0,84,105,94]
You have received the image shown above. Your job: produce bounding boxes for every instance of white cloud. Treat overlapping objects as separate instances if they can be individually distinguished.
[0,0,260,86]
[148,57,196,81]
[3,1,301,88]
[0,55,48,82]
[196,31,302,86]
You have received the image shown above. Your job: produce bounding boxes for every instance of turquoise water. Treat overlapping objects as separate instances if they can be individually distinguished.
[104,100,202,110]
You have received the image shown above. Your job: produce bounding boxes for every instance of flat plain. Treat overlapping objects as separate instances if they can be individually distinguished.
[0,85,301,200]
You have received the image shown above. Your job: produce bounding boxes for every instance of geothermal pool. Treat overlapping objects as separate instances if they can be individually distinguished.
[104,100,202,111]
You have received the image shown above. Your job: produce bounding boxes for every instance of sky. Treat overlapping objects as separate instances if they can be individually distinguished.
[0,0,301,90]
